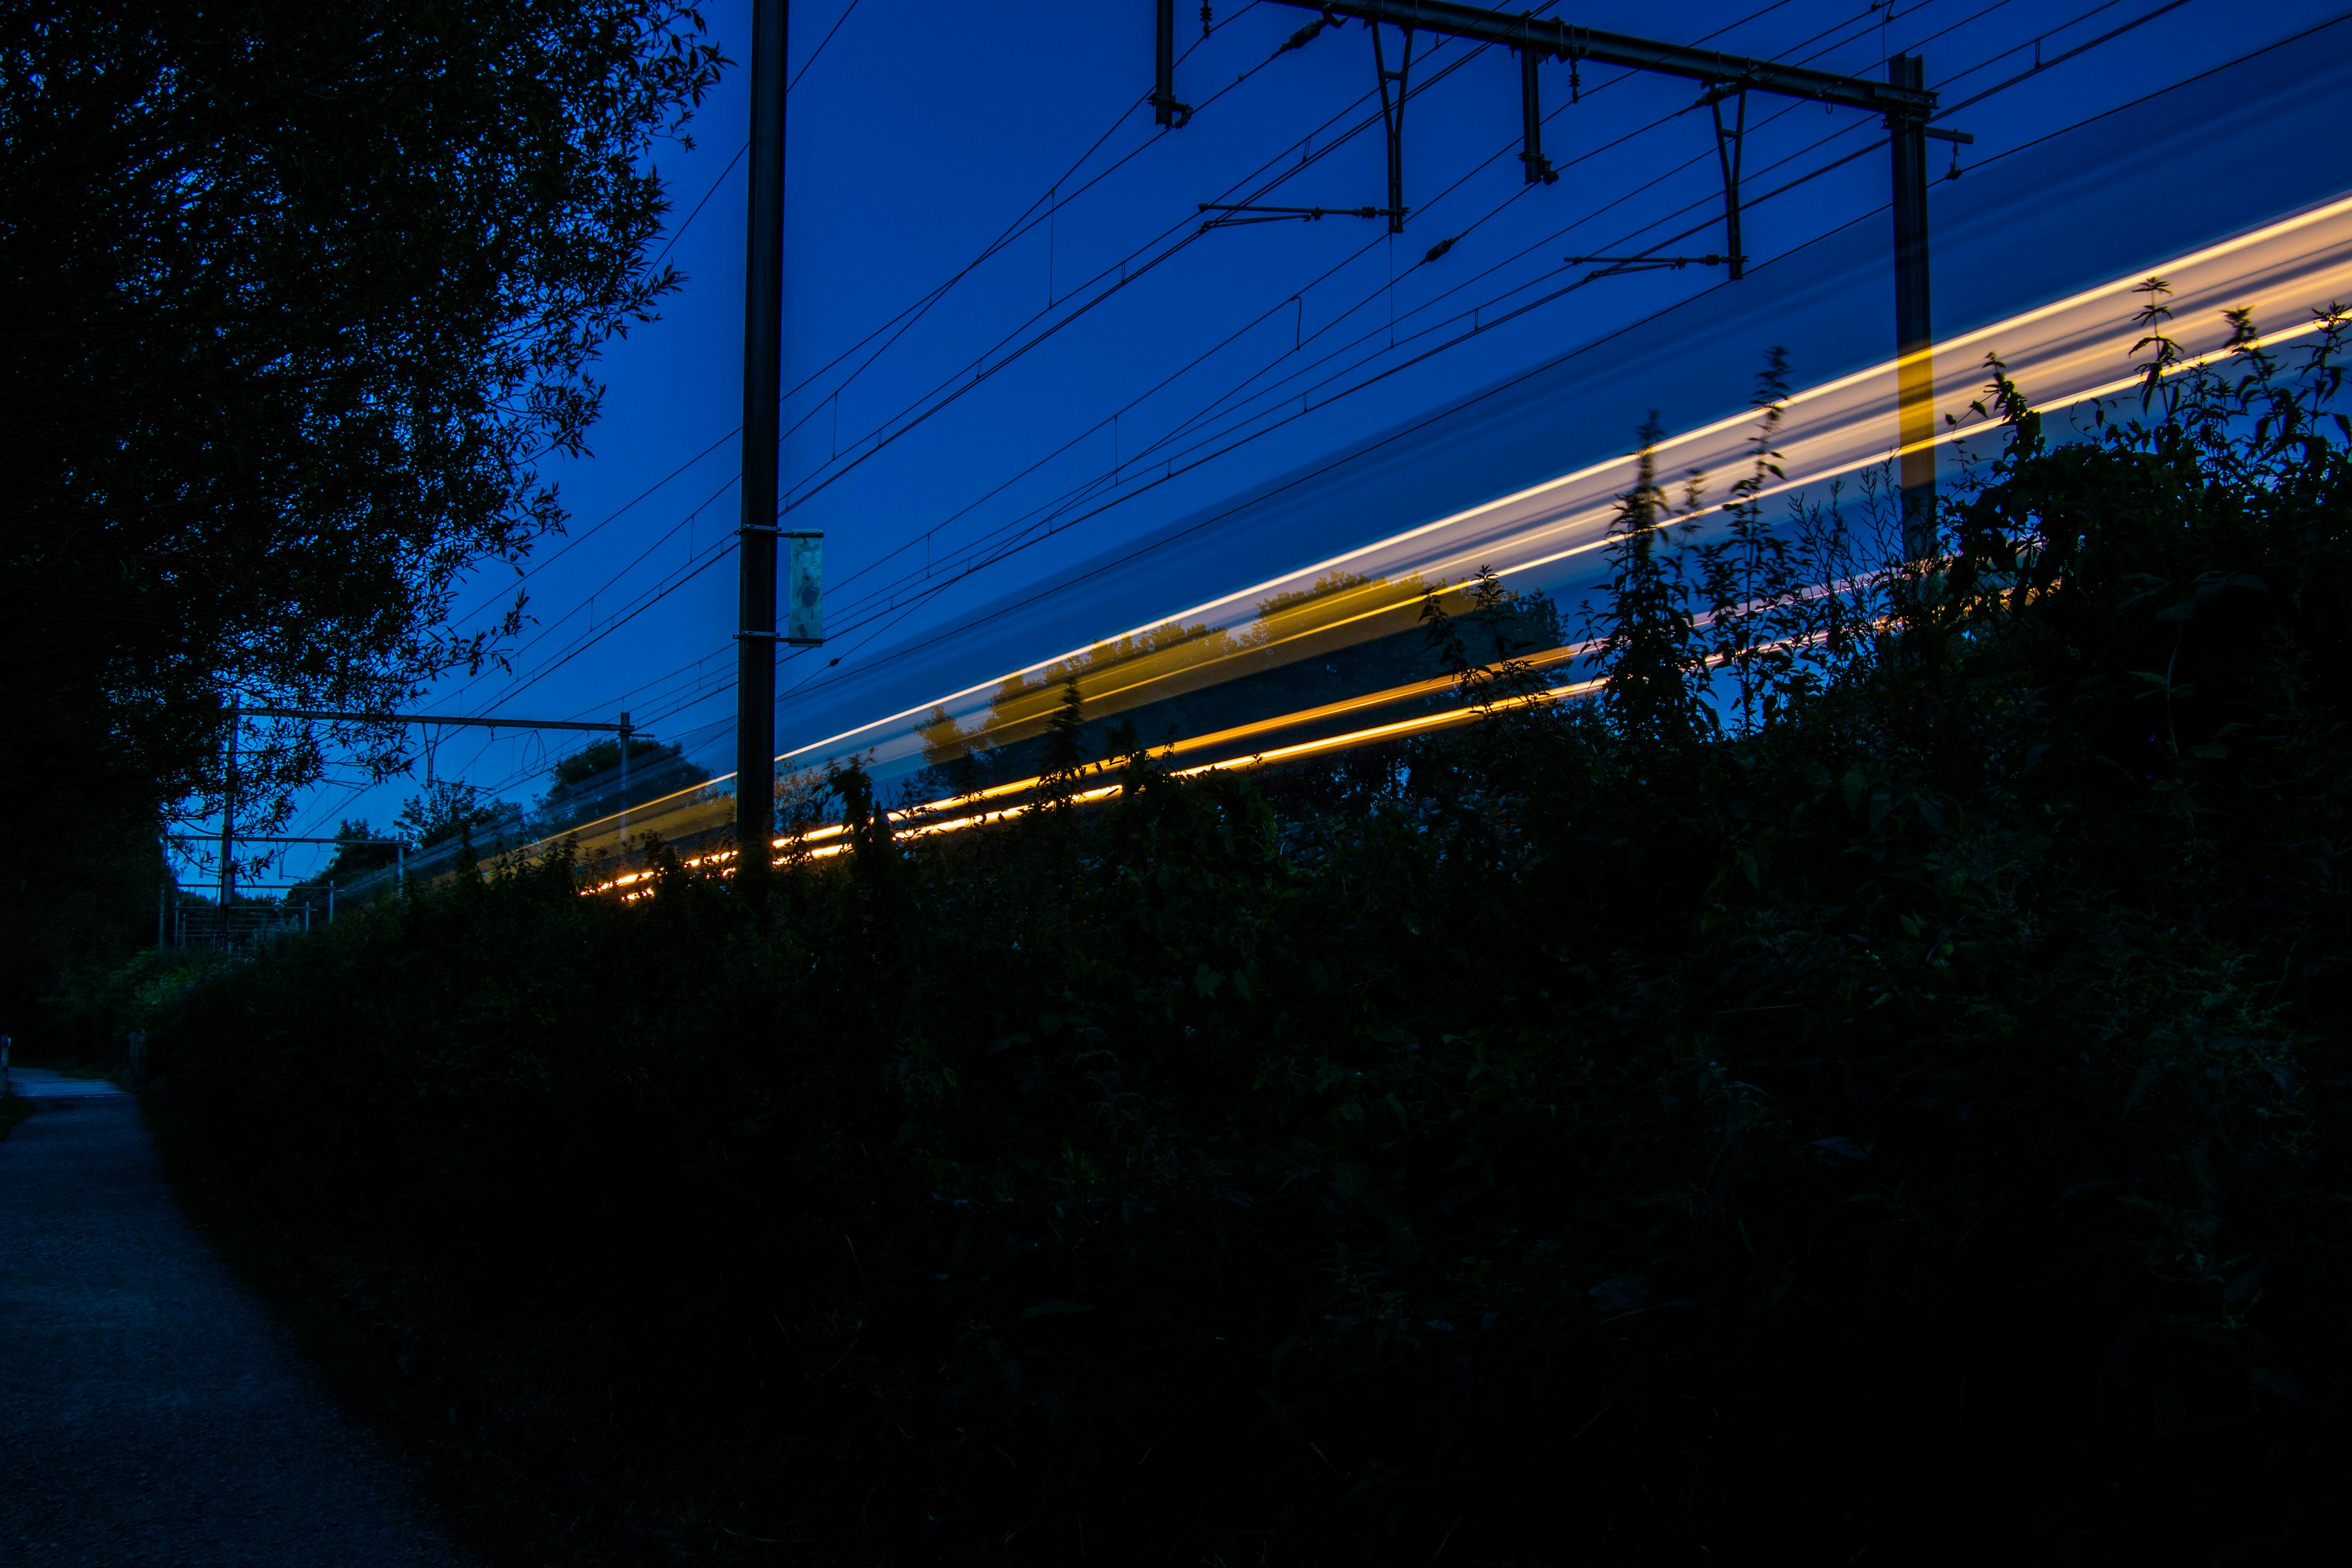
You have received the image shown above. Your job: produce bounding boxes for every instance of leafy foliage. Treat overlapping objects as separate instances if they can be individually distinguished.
[0,2,722,1021]
[154,313,2352,1563]
[533,736,713,833]
[296,821,401,889]
[1585,413,1714,752]
[395,781,517,852]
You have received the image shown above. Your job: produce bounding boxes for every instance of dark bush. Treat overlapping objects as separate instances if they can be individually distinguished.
[156,318,2352,1563]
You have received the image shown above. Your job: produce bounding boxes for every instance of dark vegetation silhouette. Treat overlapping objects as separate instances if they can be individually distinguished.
[532,736,714,834]
[395,781,518,852]
[140,309,2352,1563]
[298,821,403,890]
[0,3,723,1030]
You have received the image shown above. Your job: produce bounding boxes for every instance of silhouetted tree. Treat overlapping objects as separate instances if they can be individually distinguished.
[0,1,722,1014]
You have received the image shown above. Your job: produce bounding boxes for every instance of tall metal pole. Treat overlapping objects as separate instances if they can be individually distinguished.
[1709,91,1749,281]
[217,702,239,924]
[1154,0,1176,124]
[1517,48,1552,185]
[1888,53,1936,560]
[735,0,789,894]
[1372,24,1410,234]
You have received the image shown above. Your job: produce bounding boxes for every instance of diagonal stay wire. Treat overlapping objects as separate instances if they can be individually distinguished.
[775,31,1506,529]
[643,0,867,275]
[465,0,1989,752]
[444,4,1281,655]
[518,0,1875,735]
[763,5,2263,721]
[811,0,1900,621]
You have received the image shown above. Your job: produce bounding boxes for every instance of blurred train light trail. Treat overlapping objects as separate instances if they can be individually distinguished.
[802,194,2352,790]
[414,194,2352,902]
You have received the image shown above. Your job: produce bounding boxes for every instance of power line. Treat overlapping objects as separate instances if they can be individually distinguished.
[772,31,1510,524]
[458,0,2333,827]
[455,0,1903,755]
[357,0,2254,822]
[425,12,1443,748]
[819,0,2157,628]
[753,6,2295,727]
[788,1,1903,631]
[805,0,1893,603]
[433,10,1295,669]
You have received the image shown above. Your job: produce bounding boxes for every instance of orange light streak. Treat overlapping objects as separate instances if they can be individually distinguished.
[526,195,2352,897]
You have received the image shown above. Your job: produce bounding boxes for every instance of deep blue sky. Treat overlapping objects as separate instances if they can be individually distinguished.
[253,0,2350,878]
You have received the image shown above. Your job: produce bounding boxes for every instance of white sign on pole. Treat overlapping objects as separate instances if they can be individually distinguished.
[785,530,824,645]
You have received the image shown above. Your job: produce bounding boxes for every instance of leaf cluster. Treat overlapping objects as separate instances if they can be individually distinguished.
[0,2,722,1021]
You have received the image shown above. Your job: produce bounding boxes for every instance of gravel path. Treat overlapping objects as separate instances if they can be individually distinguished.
[0,1087,478,1566]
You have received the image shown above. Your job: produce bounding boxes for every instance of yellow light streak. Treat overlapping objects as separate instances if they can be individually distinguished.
[788,193,2352,768]
[577,618,1869,897]
[532,194,2352,897]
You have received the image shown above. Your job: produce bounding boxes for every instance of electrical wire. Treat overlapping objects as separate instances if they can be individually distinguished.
[770,38,1500,524]
[450,39,1549,766]
[773,0,1905,631]
[434,2,1293,660]
[750,3,2289,724]
[445,0,1906,764]
[427,8,1472,739]
[804,0,1893,604]
[798,0,2166,637]
[333,0,2242,823]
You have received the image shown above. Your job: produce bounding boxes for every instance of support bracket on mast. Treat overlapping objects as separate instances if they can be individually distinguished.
[1370,20,1413,233]
[1198,202,1395,229]
[1565,253,1735,279]
[1706,85,1749,281]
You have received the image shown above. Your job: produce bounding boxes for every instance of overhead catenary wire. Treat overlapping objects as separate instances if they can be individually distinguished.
[758,0,1917,631]
[768,31,1507,528]
[438,19,1226,647]
[746,6,2291,727]
[460,0,1787,715]
[178,0,2022,860]
[435,0,1303,675]
[782,0,2178,649]
[334,0,2243,843]
[434,0,874,646]
[798,0,1898,604]
[442,40,1335,716]
[471,0,1978,757]
[428,7,1498,747]
[442,3,1778,752]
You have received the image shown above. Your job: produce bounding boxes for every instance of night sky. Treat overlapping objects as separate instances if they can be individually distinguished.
[249,0,2351,878]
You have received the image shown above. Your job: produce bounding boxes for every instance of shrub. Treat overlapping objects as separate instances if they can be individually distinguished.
[155,311,2352,1563]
